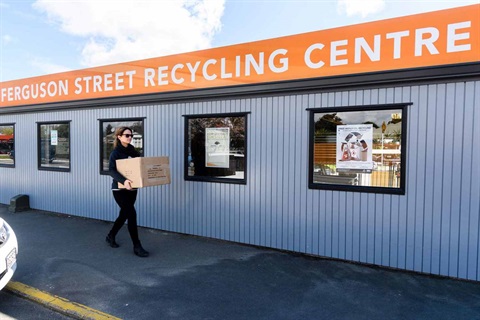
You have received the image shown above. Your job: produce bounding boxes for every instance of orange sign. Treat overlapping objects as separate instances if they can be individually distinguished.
[1,4,479,108]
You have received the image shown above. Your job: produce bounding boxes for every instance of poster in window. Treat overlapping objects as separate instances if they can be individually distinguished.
[51,130,58,146]
[336,124,373,173]
[205,127,230,168]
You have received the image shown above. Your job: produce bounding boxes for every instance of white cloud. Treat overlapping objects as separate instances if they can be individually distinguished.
[2,35,12,44]
[32,0,225,68]
[30,57,71,75]
[337,0,385,18]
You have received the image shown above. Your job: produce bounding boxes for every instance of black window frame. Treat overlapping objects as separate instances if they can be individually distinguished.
[0,123,15,168]
[184,112,249,185]
[37,121,71,172]
[307,104,409,195]
[98,117,145,175]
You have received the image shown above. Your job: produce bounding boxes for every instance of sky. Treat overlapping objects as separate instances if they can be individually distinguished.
[0,0,478,82]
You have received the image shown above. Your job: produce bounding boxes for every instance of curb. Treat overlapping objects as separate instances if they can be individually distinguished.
[5,281,121,320]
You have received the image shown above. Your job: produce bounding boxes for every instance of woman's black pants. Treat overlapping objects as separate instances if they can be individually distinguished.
[109,190,140,246]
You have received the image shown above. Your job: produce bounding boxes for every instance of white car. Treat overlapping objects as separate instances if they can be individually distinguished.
[0,218,18,290]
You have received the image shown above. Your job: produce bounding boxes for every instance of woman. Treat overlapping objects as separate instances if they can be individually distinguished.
[106,126,149,257]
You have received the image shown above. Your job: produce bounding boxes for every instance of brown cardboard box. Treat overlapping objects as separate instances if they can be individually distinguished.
[116,156,170,188]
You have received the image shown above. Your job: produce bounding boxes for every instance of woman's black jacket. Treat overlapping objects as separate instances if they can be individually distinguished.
[108,143,140,189]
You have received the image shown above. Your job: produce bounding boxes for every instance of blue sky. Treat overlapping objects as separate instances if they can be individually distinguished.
[1,0,478,82]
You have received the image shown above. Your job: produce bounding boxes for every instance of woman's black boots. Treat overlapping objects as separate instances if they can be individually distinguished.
[134,243,149,257]
[106,234,119,248]
[106,234,148,257]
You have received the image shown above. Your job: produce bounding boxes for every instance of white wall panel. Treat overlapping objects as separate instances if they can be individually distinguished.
[1,79,479,281]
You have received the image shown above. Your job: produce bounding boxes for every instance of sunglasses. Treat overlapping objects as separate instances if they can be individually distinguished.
[122,134,133,138]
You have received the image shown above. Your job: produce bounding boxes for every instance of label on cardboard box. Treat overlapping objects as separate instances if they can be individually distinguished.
[146,164,167,180]
[116,156,170,188]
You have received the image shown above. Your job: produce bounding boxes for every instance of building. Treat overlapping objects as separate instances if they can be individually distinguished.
[1,4,479,281]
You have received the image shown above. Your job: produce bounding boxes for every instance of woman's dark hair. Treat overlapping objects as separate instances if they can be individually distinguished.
[113,127,133,148]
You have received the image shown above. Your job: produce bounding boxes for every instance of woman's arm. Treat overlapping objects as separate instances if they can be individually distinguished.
[108,151,128,185]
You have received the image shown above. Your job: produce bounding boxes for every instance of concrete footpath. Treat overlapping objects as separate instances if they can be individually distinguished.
[1,205,480,320]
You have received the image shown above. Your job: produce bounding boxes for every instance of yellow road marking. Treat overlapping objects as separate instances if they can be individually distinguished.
[5,281,121,320]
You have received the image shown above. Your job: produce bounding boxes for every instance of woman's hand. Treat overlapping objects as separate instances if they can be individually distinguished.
[124,179,133,190]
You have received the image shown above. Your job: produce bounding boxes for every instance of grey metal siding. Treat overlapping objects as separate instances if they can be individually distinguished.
[1,80,479,281]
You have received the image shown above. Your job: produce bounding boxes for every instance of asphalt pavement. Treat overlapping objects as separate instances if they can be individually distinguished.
[1,204,480,320]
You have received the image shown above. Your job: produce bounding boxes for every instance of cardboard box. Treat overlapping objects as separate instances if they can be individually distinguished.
[116,156,170,188]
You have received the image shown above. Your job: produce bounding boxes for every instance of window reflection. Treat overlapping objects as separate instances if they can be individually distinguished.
[311,107,404,191]
[38,122,70,170]
[0,124,14,167]
[99,119,144,173]
[185,114,247,184]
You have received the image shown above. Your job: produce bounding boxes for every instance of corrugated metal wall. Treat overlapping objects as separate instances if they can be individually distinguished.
[1,80,479,281]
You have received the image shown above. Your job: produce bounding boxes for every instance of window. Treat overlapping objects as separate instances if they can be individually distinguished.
[308,104,408,194]
[185,113,248,184]
[38,122,71,171]
[99,118,144,174]
[0,124,15,167]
